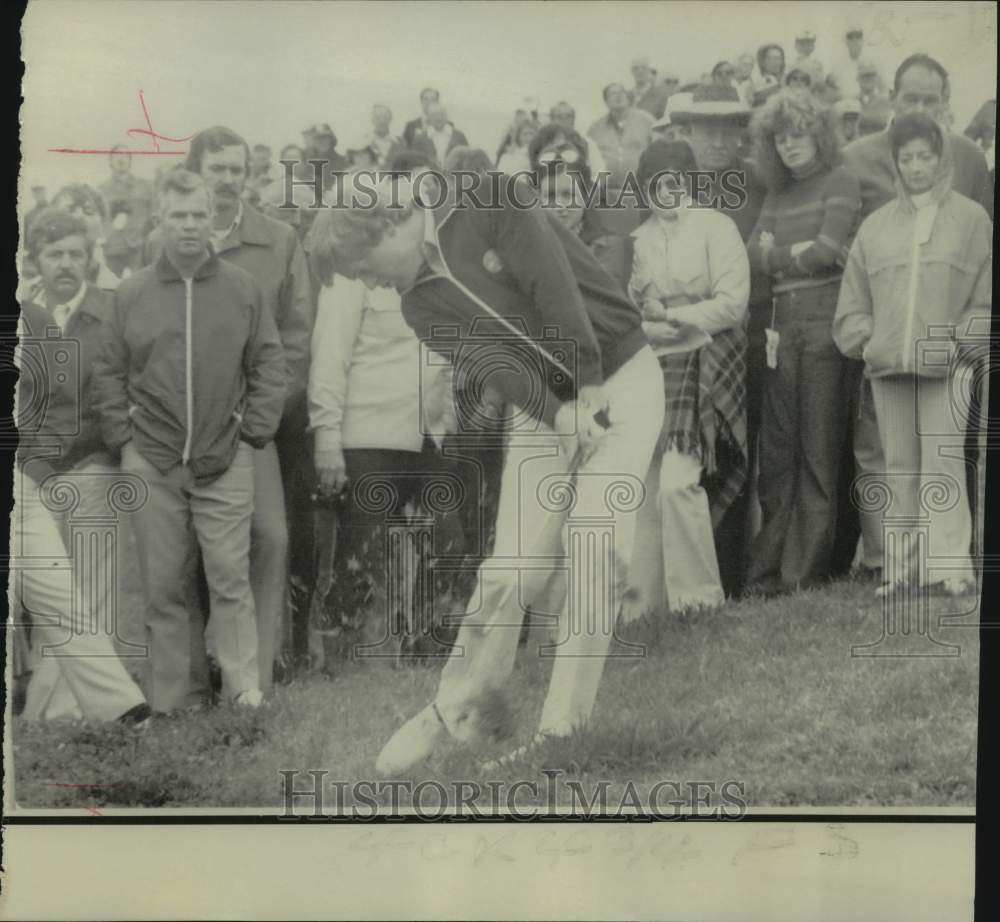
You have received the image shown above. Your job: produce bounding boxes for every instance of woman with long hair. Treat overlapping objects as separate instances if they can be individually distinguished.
[745,91,861,595]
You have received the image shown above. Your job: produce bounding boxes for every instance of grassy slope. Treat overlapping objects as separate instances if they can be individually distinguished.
[11,577,979,809]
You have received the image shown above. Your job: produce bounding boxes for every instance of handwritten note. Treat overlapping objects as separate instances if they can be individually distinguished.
[48,90,192,157]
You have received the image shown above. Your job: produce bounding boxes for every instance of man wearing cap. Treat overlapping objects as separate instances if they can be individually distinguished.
[791,30,824,86]
[303,123,350,191]
[630,55,670,119]
[668,84,769,595]
[835,52,994,579]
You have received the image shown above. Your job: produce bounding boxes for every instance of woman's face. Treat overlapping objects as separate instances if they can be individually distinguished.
[895,137,940,195]
[775,129,818,171]
[539,170,585,235]
[651,171,689,218]
[764,48,784,76]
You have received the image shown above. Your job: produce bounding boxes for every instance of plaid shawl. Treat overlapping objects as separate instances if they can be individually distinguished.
[657,325,748,525]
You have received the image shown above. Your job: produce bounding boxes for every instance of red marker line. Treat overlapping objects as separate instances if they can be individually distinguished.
[47,148,187,155]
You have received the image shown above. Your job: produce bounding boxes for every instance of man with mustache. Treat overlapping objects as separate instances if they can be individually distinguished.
[15,209,150,723]
[146,126,314,699]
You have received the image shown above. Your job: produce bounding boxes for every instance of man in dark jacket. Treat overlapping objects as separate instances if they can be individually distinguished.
[94,169,286,713]
[308,174,663,773]
[402,87,441,147]
[13,209,150,723]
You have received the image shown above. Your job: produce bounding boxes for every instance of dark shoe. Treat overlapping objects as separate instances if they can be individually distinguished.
[118,702,153,728]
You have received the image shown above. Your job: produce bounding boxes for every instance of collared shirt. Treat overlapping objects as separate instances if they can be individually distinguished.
[47,280,88,332]
[210,201,244,250]
[586,108,654,188]
[426,123,454,163]
[366,131,403,165]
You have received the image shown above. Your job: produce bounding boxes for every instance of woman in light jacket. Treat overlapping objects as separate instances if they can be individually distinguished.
[623,139,751,618]
[833,112,992,597]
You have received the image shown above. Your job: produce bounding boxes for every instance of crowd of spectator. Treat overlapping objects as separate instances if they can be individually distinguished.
[12,27,994,755]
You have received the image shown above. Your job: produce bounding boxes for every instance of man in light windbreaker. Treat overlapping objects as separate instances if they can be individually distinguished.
[93,168,286,712]
[833,112,992,598]
[307,173,662,774]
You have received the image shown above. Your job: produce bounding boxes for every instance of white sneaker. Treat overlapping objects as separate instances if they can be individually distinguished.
[375,703,450,777]
[235,689,263,709]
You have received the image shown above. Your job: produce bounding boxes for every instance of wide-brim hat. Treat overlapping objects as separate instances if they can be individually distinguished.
[667,84,751,125]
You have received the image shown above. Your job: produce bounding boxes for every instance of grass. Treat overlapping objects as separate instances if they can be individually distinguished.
[10,570,980,810]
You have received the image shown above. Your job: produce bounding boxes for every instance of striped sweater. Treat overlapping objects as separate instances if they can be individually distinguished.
[747,162,861,294]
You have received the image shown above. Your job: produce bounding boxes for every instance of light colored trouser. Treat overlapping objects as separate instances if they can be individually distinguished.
[195,443,287,692]
[853,379,886,570]
[625,449,724,618]
[12,471,145,722]
[22,455,137,720]
[436,346,664,737]
[123,442,259,711]
[869,371,975,588]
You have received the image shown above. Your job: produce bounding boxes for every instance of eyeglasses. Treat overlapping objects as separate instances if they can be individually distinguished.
[537,146,581,165]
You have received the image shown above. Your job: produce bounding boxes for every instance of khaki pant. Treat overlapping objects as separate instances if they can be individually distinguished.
[12,471,145,722]
[435,346,663,737]
[124,442,259,711]
[626,449,724,618]
[869,371,975,588]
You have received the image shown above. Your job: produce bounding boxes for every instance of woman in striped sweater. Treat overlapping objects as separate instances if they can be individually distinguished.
[745,91,861,595]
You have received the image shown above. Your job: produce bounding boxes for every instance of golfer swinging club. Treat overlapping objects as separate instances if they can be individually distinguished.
[306,171,662,773]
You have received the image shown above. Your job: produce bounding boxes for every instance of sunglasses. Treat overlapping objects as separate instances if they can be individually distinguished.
[537,146,582,165]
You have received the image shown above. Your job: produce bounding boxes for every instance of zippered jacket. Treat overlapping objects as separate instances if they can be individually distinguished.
[93,247,286,483]
[401,175,647,428]
[833,158,992,379]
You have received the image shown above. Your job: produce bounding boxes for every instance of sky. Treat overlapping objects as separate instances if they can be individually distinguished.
[19,0,997,196]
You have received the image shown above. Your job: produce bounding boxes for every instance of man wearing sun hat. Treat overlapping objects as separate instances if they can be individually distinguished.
[660,84,770,597]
